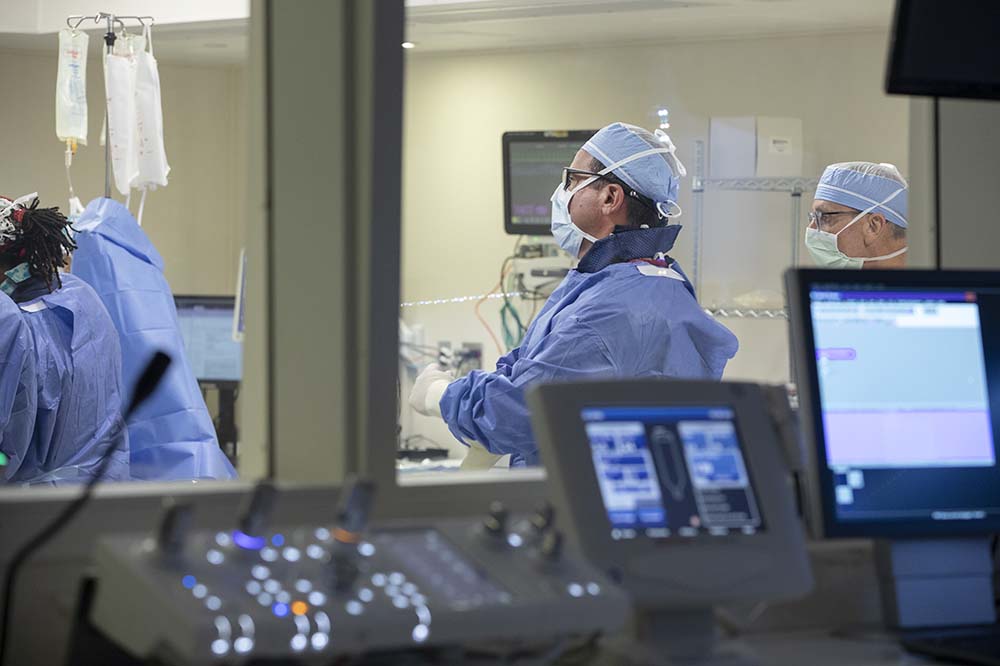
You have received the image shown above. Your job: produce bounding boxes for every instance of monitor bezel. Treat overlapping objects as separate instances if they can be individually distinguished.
[502,130,597,236]
[173,294,242,384]
[787,268,1000,539]
[528,379,812,607]
[885,0,1000,102]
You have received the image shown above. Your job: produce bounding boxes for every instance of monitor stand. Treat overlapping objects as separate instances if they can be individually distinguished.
[602,607,758,665]
[875,537,996,629]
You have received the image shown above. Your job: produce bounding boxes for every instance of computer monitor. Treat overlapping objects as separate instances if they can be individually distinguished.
[787,269,1000,540]
[528,379,811,660]
[174,295,243,384]
[502,130,596,235]
[886,0,1000,101]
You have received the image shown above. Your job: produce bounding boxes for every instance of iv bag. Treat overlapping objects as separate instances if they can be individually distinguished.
[56,29,89,144]
[104,53,138,196]
[134,25,170,190]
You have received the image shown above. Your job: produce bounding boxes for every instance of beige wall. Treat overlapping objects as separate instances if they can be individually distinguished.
[400,31,913,456]
[0,48,246,296]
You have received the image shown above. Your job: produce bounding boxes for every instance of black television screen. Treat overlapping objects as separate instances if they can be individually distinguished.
[887,0,1000,100]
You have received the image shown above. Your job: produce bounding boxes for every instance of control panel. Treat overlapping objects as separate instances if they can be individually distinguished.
[86,485,627,664]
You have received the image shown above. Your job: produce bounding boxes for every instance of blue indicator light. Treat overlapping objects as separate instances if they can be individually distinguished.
[272,602,290,618]
[181,575,197,589]
[233,530,266,551]
[271,534,285,547]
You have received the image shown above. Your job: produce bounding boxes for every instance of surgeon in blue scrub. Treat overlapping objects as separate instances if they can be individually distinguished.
[72,198,237,481]
[0,291,36,482]
[0,195,129,484]
[409,123,739,467]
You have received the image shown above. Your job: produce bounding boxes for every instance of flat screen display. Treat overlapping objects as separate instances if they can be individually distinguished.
[581,406,765,539]
[887,0,1000,100]
[175,296,243,383]
[808,285,1000,528]
[503,131,595,235]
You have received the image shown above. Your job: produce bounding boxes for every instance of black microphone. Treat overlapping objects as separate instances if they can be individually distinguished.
[0,351,172,666]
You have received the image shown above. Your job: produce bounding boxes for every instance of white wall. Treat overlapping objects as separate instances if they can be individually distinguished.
[0,48,247,295]
[400,30,912,455]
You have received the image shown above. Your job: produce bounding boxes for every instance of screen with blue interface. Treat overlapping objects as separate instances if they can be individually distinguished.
[507,140,580,230]
[582,406,764,539]
[176,297,243,383]
[809,285,1000,526]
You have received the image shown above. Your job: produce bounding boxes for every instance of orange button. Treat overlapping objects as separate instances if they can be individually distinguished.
[291,601,309,616]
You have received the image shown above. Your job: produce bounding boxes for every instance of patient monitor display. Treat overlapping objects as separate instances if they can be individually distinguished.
[789,270,1000,537]
[582,406,764,539]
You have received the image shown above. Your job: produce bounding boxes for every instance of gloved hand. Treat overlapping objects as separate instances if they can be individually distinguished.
[408,364,454,417]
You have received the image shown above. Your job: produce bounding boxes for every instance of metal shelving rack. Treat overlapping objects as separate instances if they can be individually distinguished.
[690,139,817,318]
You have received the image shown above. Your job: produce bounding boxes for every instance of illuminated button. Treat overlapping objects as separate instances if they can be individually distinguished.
[292,601,309,616]
[392,596,410,609]
[412,624,430,643]
[385,585,400,597]
[271,534,285,547]
[346,600,363,616]
[192,584,208,599]
[586,582,601,596]
[567,583,584,598]
[245,580,262,595]
[306,544,325,560]
[411,593,427,606]
[234,637,253,654]
[260,547,279,562]
[312,633,329,650]
[272,602,290,618]
[415,605,432,626]
[257,592,273,607]
[308,591,327,606]
[506,533,524,548]
[251,565,270,581]
[215,531,233,548]
[182,575,197,589]
[401,582,417,596]
[315,527,331,541]
[276,591,291,604]
[282,547,302,562]
[389,572,405,586]
[295,579,313,594]
[290,634,308,652]
[206,596,222,611]
[358,588,374,603]
[264,579,281,594]
[358,541,375,557]
[206,549,225,565]
[371,573,387,587]
[211,639,230,656]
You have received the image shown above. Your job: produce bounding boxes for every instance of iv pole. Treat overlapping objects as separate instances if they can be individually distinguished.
[65,12,154,199]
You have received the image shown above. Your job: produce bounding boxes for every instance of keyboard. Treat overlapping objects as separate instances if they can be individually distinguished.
[904,627,1000,665]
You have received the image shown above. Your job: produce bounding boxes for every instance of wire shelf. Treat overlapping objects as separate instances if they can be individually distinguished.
[700,177,819,193]
[704,307,788,320]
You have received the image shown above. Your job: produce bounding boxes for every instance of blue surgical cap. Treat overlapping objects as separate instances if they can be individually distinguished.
[583,122,685,218]
[814,162,909,229]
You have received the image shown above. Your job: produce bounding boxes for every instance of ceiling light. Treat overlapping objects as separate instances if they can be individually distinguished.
[401,42,416,49]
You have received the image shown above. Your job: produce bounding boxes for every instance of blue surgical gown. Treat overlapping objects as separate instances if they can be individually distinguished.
[8,273,130,484]
[72,198,237,481]
[440,253,739,467]
[0,293,36,482]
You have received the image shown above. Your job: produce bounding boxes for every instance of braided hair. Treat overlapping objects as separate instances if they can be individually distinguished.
[0,197,77,290]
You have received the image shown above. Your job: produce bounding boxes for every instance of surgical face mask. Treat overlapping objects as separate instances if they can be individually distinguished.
[804,186,909,269]
[550,182,599,258]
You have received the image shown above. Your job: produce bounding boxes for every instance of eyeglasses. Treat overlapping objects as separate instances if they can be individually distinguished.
[808,209,859,229]
[562,167,610,192]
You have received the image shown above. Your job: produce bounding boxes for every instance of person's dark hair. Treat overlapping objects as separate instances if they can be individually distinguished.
[588,156,663,228]
[0,198,76,289]
[889,223,907,240]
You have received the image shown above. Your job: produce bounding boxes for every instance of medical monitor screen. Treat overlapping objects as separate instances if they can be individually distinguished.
[887,0,1000,100]
[175,296,243,383]
[503,130,596,235]
[581,406,765,540]
[806,282,1000,535]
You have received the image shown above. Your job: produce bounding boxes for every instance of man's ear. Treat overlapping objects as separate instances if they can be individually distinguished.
[866,212,887,237]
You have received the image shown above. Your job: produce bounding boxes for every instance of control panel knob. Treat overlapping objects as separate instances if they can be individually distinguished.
[482,501,508,538]
[539,529,564,563]
[238,480,277,538]
[158,500,194,556]
[530,502,555,533]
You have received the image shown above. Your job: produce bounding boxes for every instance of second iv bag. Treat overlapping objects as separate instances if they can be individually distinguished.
[56,28,89,144]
